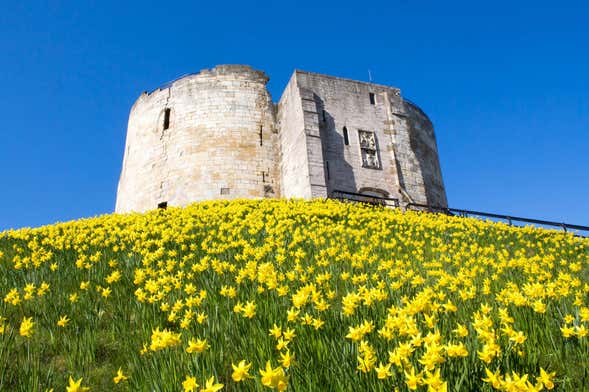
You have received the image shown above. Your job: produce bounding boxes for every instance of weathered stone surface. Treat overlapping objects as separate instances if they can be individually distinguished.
[277,70,447,206]
[116,65,279,213]
[115,65,447,213]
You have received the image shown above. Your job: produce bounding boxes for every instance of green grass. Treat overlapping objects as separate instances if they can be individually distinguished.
[0,199,587,391]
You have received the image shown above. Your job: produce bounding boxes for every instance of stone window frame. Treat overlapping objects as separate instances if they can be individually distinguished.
[358,130,381,170]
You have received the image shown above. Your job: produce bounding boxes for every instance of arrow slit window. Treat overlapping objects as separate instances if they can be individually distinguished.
[163,108,171,130]
[358,130,380,169]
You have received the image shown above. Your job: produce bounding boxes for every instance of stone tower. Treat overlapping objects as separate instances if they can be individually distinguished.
[116,65,447,213]
[277,71,447,206]
[116,65,279,213]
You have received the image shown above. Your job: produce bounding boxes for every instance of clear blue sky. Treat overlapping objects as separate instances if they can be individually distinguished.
[1,1,588,230]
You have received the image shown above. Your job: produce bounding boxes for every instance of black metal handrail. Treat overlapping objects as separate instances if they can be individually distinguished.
[331,190,400,208]
[406,203,589,236]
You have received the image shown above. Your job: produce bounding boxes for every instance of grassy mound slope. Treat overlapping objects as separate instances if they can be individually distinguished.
[0,199,588,391]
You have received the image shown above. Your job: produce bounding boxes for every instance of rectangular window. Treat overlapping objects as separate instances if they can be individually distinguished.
[343,127,349,146]
[163,108,171,130]
[369,93,375,105]
[358,130,380,169]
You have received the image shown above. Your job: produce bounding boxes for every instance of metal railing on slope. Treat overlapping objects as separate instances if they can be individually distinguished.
[406,203,589,237]
[331,190,400,208]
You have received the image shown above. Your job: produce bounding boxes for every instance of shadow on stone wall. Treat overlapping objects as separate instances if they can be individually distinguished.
[404,101,447,206]
[391,144,409,198]
[313,94,356,196]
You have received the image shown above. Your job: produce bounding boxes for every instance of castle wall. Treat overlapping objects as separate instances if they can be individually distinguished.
[276,74,313,198]
[395,101,447,206]
[290,72,400,200]
[116,65,279,213]
[283,71,447,206]
[116,65,447,213]
[277,74,328,199]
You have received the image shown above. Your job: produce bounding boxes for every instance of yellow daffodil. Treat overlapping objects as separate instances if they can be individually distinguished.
[199,376,223,392]
[113,368,128,384]
[57,315,70,327]
[404,367,422,390]
[537,368,556,390]
[182,375,198,392]
[19,317,34,338]
[482,368,502,389]
[260,361,288,391]
[279,350,294,368]
[66,377,90,392]
[186,338,209,353]
[231,360,252,382]
[374,362,392,379]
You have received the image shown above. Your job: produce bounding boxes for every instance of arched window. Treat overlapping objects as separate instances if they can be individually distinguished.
[343,127,349,146]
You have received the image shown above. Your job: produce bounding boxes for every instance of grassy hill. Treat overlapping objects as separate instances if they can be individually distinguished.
[0,199,587,391]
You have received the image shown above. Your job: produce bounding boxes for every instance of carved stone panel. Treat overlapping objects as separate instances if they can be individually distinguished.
[358,130,380,169]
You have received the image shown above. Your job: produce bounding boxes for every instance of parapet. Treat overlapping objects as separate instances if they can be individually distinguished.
[198,64,269,83]
[149,64,269,94]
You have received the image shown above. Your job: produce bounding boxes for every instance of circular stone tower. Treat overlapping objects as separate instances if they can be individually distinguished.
[116,65,279,213]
